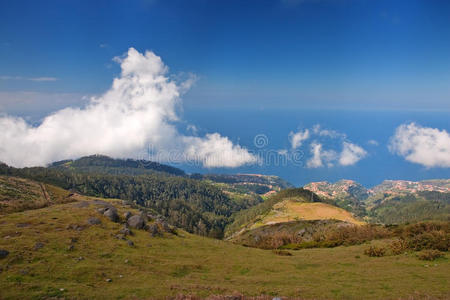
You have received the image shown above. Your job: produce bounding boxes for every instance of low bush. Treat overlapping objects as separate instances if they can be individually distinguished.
[318,225,391,246]
[389,239,408,255]
[272,250,293,256]
[417,250,445,261]
[364,245,386,257]
[404,231,449,252]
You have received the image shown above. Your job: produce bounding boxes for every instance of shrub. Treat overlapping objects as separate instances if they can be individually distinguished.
[405,231,449,252]
[364,245,386,257]
[417,250,444,261]
[272,250,293,256]
[250,232,298,249]
[317,225,392,247]
[389,239,408,255]
[399,222,449,238]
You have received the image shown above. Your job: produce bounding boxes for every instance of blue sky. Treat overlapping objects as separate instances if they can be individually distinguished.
[1,0,450,111]
[0,0,449,186]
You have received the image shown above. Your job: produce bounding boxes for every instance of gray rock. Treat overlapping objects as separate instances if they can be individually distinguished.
[123,211,132,220]
[73,201,89,208]
[87,217,101,225]
[119,226,133,236]
[127,215,145,229]
[33,242,44,251]
[156,220,175,234]
[127,240,134,247]
[16,223,30,228]
[0,249,9,259]
[96,207,107,214]
[106,278,112,282]
[114,234,127,240]
[66,224,85,231]
[104,207,119,222]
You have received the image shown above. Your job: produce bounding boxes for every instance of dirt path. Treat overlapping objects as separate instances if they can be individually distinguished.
[39,183,52,205]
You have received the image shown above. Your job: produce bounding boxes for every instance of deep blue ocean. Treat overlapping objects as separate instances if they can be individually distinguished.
[178,108,450,188]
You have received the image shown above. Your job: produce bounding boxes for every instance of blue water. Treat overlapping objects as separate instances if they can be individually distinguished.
[178,108,450,188]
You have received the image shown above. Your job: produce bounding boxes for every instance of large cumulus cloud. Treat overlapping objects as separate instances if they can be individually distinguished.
[0,48,257,168]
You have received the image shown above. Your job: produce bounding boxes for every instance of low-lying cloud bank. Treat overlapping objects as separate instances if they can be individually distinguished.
[289,125,367,168]
[389,122,450,168]
[0,48,257,168]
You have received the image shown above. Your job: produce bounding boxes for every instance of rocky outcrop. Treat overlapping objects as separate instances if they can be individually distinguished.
[127,215,145,229]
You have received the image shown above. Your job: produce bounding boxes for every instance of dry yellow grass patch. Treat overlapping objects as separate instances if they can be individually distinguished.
[254,199,364,227]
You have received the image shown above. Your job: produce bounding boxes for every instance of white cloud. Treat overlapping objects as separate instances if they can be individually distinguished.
[306,142,337,168]
[183,133,257,168]
[312,124,346,139]
[339,142,367,166]
[291,124,367,168]
[0,47,257,168]
[368,139,379,146]
[389,123,450,168]
[186,124,198,135]
[289,129,309,149]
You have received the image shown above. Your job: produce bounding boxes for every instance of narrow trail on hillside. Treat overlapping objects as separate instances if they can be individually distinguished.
[39,183,52,205]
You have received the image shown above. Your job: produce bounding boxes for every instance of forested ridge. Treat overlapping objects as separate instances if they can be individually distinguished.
[0,163,245,238]
[50,155,186,176]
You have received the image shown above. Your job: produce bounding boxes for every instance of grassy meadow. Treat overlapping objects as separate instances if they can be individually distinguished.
[0,197,448,299]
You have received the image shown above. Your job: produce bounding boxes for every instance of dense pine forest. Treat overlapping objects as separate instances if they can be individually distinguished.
[0,162,246,238]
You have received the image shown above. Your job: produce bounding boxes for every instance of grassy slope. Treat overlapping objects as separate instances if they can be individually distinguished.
[247,198,364,230]
[0,176,74,215]
[267,200,363,225]
[0,198,449,299]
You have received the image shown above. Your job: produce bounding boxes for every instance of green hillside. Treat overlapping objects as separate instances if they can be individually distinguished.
[0,191,449,299]
[50,155,186,176]
[367,191,450,224]
[0,164,238,238]
[0,176,74,214]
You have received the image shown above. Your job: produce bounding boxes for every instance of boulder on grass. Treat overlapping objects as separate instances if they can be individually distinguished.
[87,217,101,225]
[104,207,119,222]
[127,215,145,229]
[0,249,9,259]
